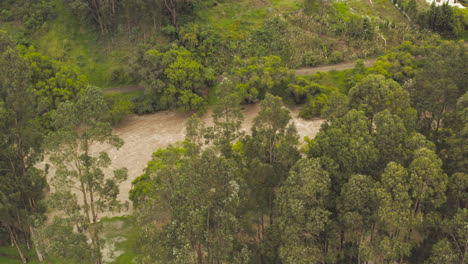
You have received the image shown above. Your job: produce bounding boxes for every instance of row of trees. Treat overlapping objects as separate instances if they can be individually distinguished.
[128,39,467,262]
[65,0,200,32]
[130,75,467,263]
[0,29,466,264]
[0,32,129,264]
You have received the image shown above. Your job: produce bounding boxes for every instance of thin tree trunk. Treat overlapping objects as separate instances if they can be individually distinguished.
[197,243,203,264]
[257,211,261,241]
[206,210,210,264]
[163,0,177,26]
[25,233,30,250]
[7,225,27,264]
[91,0,105,33]
[269,192,273,226]
[88,185,102,264]
[29,225,44,262]
[261,211,265,238]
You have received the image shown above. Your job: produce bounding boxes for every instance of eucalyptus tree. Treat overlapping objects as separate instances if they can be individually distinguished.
[243,94,299,238]
[309,109,379,184]
[130,141,246,263]
[46,87,128,264]
[0,33,47,263]
[348,74,416,129]
[276,158,332,264]
[375,162,415,263]
[337,174,379,263]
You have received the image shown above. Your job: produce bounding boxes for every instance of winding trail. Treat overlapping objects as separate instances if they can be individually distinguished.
[103,58,379,93]
[295,58,378,76]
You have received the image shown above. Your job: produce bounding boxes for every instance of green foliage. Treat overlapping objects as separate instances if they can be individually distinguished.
[241,17,293,61]
[231,56,294,103]
[374,110,408,165]
[337,173,378,263]
[300,93,329,119]
[129,44,213,113]
[40,217,93,263]
[329,50,344,64]
[375,162,416,262]
[0,0,56,45]
[277,158,332,264]
[130,143,245,263]
[309,109,379,179]
[0,34,47,263]
[410,41,467,137]
[178,23,223,65]
[369,51,417,84]
[321,91,349,120]
[348,74,416,129]
[302,50,326,67]
[21,47,87,108]
[46,87,128,263]
[104,93,134,125]
[417,3,464,39]
[429,238,459,264]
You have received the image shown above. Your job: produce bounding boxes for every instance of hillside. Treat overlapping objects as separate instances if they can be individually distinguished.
[0,0,439,88]
[0,1,467,264]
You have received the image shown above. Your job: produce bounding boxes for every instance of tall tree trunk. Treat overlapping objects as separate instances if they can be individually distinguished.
[268,192,274,226]
[261,211,265,238]
[7,225,27,264]
[197,243,203,264]
[91,0,105,33]
[88,185,102,264]
[29,225,44,262]
[163,0,178,26]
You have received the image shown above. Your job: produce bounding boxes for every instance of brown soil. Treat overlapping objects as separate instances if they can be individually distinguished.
[295,58,378,76]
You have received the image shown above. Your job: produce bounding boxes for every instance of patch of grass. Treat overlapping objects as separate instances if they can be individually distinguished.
[207,84,219,105]
[101,216,139,264]
[0,246,70,264]
[348,0,406,22]
[32,0,134,89]
[315,69,352,93]
[118,90,145,101]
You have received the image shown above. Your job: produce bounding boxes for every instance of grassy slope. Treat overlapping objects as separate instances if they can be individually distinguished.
[1,0,409,88]
[32,0,129,88]
[196,0,302,38]
[0,246,67,264]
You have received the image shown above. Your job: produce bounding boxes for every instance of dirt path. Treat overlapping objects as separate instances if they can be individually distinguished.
[295,58,377,76]
[85,105,323,214]
[103,58,378,93]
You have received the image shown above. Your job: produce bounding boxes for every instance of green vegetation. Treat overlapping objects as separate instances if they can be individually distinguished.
[0,0,467,263]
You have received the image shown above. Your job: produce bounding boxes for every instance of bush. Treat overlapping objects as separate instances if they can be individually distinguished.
[300,93,329,119]
[0,9,13,22]
[288,77,322,104]
[104,93,134,124]
[302,50,326,66]
[329,50,344,64]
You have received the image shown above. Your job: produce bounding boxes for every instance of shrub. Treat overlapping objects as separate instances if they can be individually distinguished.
[302,50,326,66]
[104,93,134,124]
[300,93,329,119]
[0,9,13,22]
[329,50,344,64]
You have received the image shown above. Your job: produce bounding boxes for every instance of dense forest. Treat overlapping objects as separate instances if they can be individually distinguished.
[0,0,467,264]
